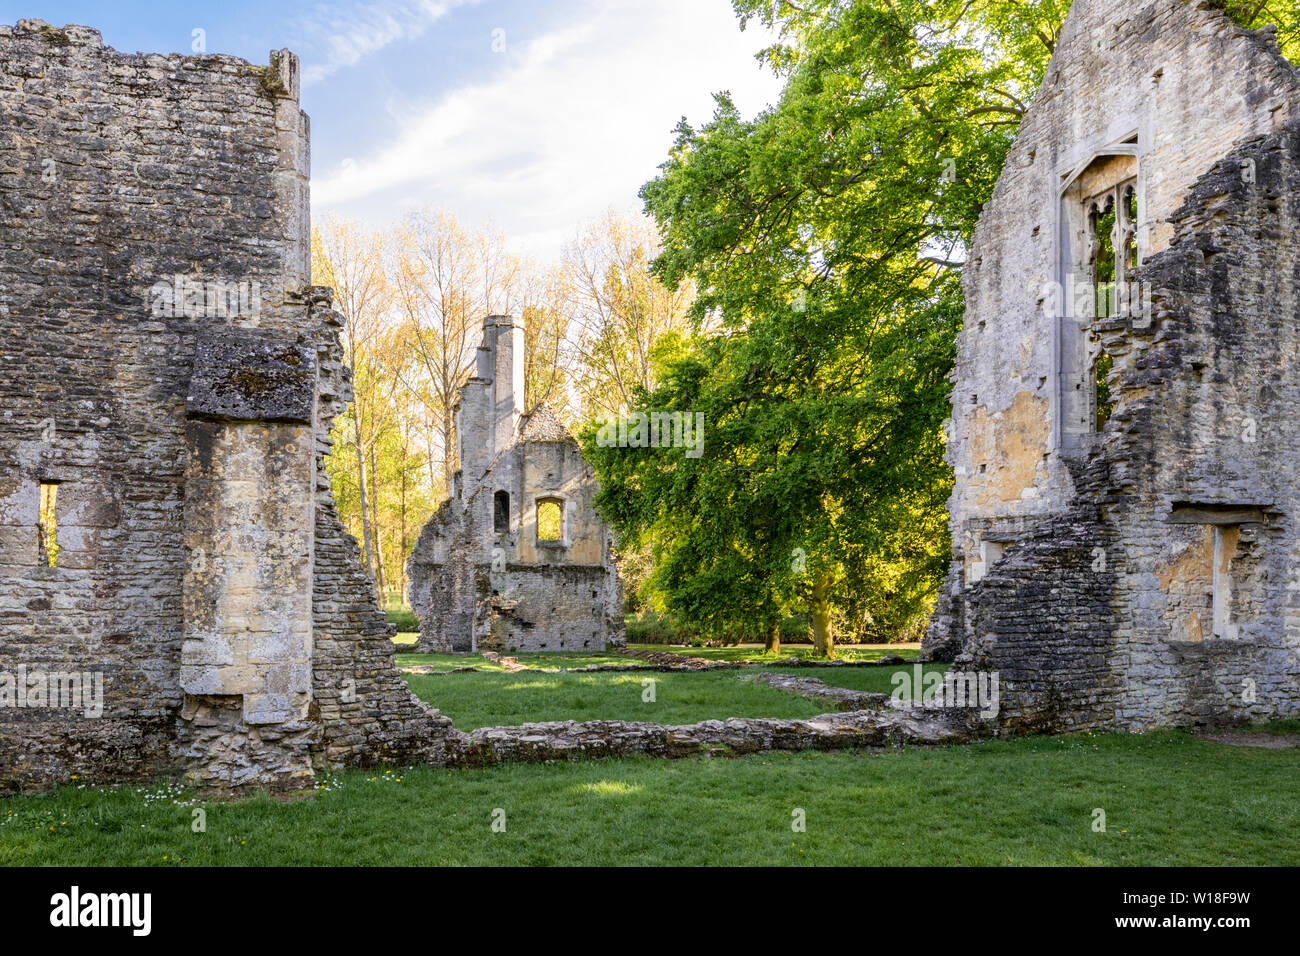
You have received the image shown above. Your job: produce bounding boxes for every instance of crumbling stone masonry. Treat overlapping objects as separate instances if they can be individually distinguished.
[924,1,1300,733]
[0,21,454,795]
[408,316,624,653]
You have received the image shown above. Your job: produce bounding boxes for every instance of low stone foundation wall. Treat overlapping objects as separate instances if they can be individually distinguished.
[447,706,980,767]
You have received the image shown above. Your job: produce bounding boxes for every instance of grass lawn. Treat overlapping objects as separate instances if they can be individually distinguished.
[384,598,419,632]
[390,639,921,665]
[2,729,1295,865]
[628,643,922,663]
[405,670,824,729]
[401,663,951,730]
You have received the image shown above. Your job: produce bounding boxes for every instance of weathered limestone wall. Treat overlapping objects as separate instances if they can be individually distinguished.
[306,287,458,771]
[940,0,1299,576]
[1101,124,1300,728]
[409,431,624,653]
[0,22,456,793]
[408,318,624,654]
[0,21,310,791]
[929,1,1300,733]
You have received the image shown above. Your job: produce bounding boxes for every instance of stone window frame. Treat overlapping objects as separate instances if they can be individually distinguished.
[535,494,569,549]
[1083,178,1141,323]
[1053,133,1146,452]
[1166,505,1267,642]
[967,534,1014,585]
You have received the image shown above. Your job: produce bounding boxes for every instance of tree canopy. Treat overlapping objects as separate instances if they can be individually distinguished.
[583,0,1300,655]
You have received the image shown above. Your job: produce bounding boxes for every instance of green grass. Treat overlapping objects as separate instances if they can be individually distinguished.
[502,651,634,670]
[772,663,948,695]
[395,650,947,727]
[403,669,843,730]
[395,651,511,672]
[383,595,418,632]
[3,729,1296,865]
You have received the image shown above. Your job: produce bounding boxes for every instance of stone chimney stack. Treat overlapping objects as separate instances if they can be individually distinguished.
[483,315,525,454]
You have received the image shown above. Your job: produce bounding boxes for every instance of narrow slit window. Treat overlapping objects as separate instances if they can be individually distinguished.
[536,499,563,542]
[38,482,59,567]
[1094,349,1115,431]
[493,490,510,533]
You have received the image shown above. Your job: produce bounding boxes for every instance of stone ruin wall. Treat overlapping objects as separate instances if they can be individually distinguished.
[928,2,1300,733]
[0,21,453,794]
[408,319,623,655]
[305,288,455,775]
[485,437,622,654]
[939,0,1299,577]
[408,422,624,655]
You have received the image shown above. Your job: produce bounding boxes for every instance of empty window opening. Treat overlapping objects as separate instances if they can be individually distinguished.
[493,490,510,533]
[1160,514,1249,642]
[536,498,563,542]
[1093,349,1116,431]
[1123,186,1139,272]
[1084,178,1140,319]
[1059,153,1139,447]
[1090,194,1117,318]
[38,482,59,568]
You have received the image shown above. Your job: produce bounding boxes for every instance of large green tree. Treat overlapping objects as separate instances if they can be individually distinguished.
[587,0,1300,656]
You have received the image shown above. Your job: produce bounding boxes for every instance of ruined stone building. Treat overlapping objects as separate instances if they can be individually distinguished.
[0,21,459,795]
[407,316,623,654]
[925,0,1300,732]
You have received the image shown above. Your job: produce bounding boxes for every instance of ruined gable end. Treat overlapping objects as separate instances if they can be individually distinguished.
[925,0,1300,734]
[408,317,625,655]
[0,22,459,796]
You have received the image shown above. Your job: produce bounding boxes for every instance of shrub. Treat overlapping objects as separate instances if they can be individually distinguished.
[384,592,420,632]
[778,614,814,644]
[625,609,694,644]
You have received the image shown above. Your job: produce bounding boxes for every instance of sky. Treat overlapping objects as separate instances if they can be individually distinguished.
[4,0,787,260]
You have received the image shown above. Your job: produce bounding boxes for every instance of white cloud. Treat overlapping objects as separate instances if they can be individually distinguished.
[300,0,480,85]
[311,0,785,261]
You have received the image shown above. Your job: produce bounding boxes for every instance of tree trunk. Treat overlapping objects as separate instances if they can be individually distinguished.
[764,620,781,656]
[370,443,386,596]
[354,407,376,580]
[399,430,408,599]
[811,573,835,659]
